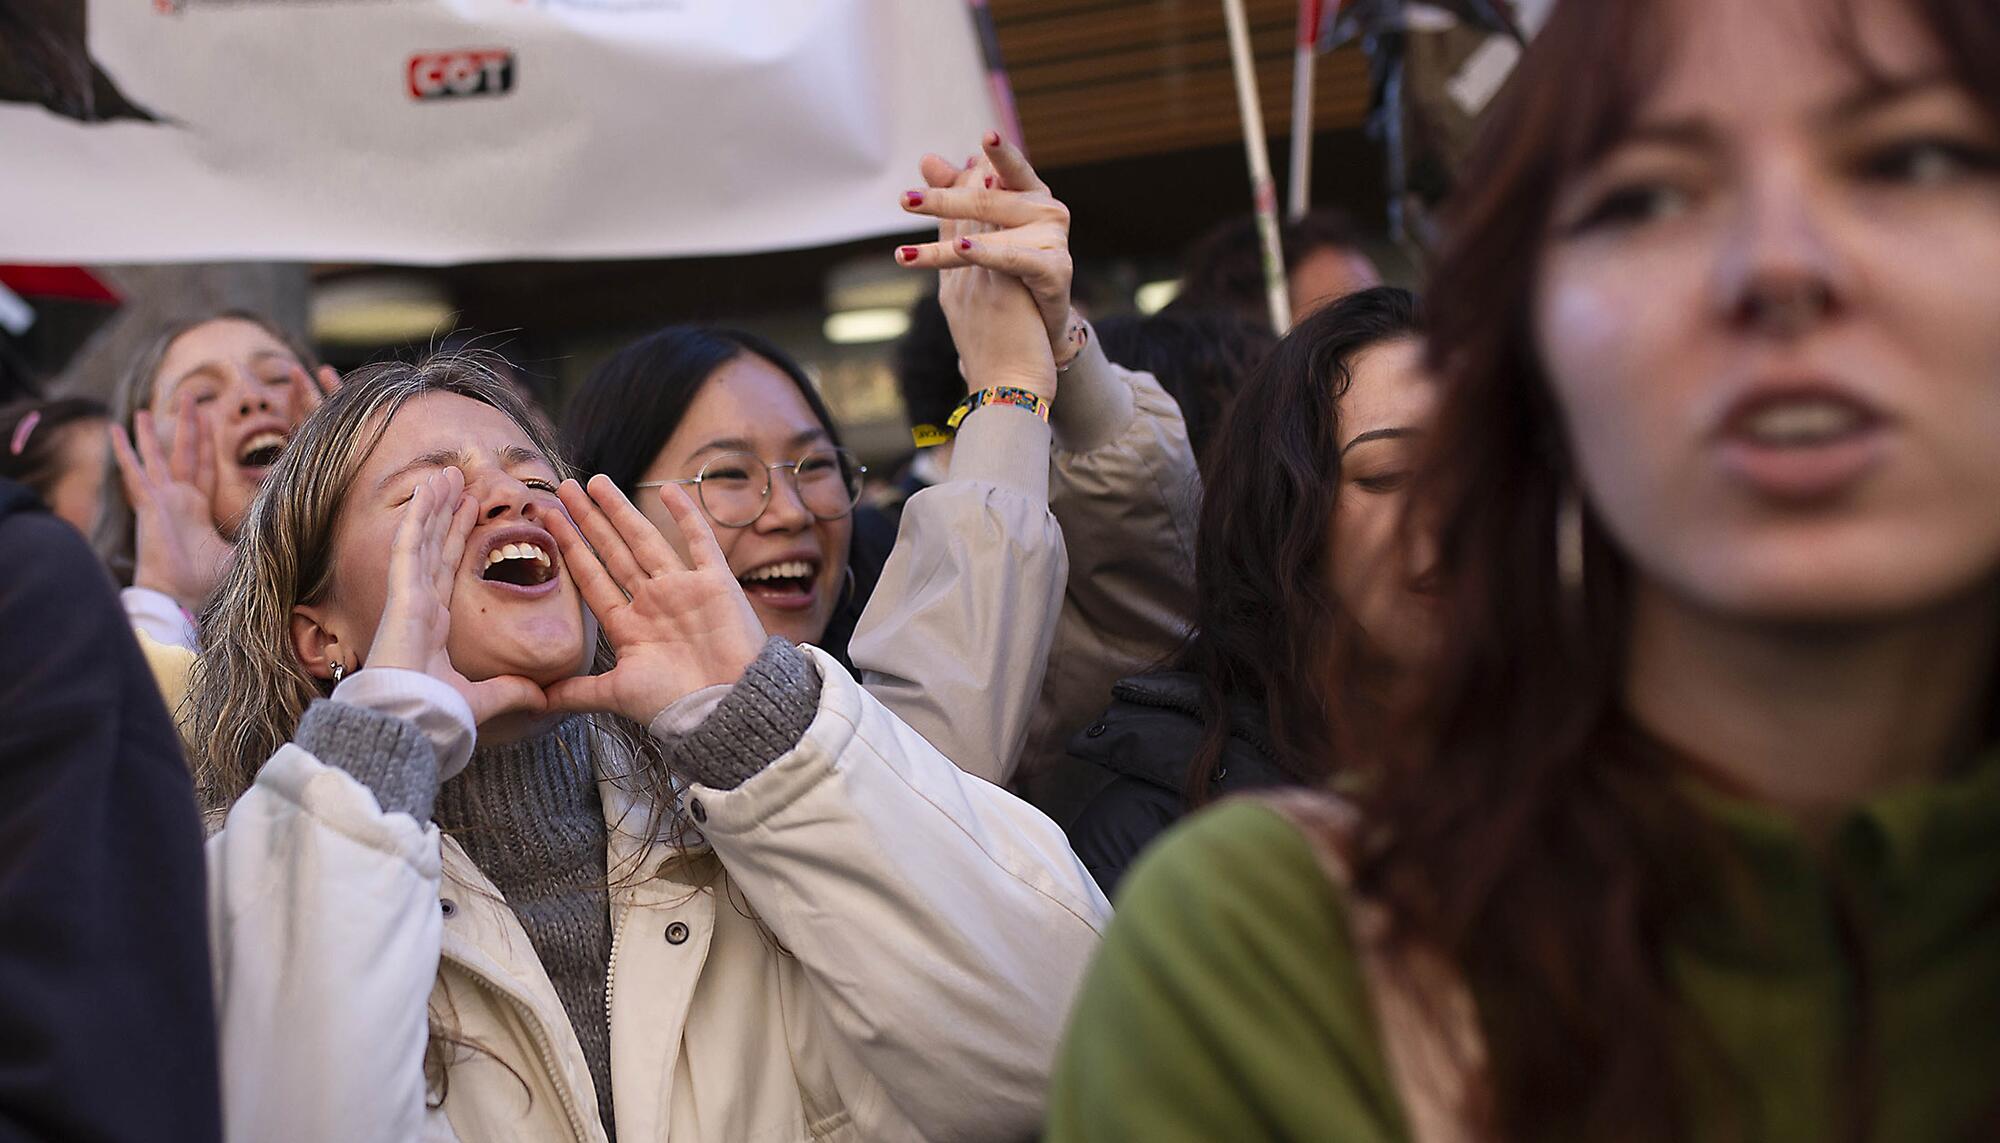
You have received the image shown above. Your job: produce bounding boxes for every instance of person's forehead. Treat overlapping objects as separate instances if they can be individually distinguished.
[162,319,294,374]
[1340,340,1433,431]
[676,356,827,449]
[1640,0,1941,125]
[364,392,541,468]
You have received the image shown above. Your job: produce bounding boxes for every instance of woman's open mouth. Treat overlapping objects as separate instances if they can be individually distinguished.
[738,558,820,611]
[236,429,289,476]
[475,529,563,596]
[1715,386,1890,503]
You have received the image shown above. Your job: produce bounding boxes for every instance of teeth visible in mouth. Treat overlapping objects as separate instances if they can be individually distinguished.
[741,560,814,582]
[485,542,551,567]
[1741,400,1864,445]
[480,540,556,587]
[237,430,288,466]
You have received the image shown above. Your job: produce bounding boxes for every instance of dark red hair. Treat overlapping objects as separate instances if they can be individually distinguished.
[1355,1,2000,1139]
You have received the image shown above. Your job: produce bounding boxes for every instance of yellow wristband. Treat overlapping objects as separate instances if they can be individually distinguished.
[911,385,1053,448]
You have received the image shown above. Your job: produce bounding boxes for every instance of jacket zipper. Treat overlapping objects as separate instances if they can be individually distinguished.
[603,905,630,1040]
[445,951,594,1143]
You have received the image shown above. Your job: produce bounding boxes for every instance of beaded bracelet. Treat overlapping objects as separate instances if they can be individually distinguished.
[911,385,1054,448]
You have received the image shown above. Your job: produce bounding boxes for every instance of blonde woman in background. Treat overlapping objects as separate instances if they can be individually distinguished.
[97,311,335,652]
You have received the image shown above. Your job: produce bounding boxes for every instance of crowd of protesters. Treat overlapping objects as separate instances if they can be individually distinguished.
[3,0,1997,1138]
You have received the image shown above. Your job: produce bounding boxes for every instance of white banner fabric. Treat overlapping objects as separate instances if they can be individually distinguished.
[0,1,994,264]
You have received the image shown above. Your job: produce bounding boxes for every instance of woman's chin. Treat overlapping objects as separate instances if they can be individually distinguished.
[450,633,589,689]
[754,606,823,649]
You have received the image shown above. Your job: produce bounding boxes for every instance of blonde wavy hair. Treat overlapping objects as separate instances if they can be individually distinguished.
[183,352,663,816]
[187,354,696,1108]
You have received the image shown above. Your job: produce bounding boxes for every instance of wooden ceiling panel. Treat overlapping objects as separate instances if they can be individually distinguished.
[991,0,1375,169]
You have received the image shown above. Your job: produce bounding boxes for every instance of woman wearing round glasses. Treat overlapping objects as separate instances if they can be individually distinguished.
[570,138,1201,795]
[565,328,869,654]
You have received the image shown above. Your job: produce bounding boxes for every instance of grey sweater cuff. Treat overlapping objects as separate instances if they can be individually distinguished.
[663,637,822,790]
[296,698,441,821]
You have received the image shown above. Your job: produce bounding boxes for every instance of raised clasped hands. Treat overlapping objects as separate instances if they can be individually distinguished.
[897,132,1081,393]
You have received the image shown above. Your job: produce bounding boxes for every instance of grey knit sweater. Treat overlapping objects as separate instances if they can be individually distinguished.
[437,716,616,1138]
[293,636,823,1138]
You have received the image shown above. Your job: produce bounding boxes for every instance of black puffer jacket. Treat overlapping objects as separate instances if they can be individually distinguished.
[1063,671,1297,898]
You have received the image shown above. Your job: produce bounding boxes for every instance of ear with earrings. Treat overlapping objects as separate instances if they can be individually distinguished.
[329,659,346,684]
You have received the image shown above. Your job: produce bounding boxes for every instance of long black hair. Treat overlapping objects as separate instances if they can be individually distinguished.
[1177,286,1423,802]
[561,325,875,665]
[562,325,847,491]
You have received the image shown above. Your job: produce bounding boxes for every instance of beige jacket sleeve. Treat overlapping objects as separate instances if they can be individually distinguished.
[1020,335,1200,799]
[692,645,1111,1141]
[849,323,1200,796]
[848,403,1067,785]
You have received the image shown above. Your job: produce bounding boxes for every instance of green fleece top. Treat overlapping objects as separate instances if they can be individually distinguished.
[1046,756,2000,1141]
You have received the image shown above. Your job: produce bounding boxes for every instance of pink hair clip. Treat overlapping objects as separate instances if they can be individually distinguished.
[8,410,41,457]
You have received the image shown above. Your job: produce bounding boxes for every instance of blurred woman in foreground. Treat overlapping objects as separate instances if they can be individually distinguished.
[1050,0,2000,1137]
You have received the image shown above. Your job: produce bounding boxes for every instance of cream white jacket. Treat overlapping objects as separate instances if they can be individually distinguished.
[207,646,1111,1142]
[851,334,1198,800]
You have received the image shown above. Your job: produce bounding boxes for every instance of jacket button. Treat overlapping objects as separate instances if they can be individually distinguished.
[1085,722,1107,738]
[440,898,458,918]
[665,921,690,945]
[689,798,707,823]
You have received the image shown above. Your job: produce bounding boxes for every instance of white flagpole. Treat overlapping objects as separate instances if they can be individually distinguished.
[1221,0,1293,333]
[1287,0,1322,221]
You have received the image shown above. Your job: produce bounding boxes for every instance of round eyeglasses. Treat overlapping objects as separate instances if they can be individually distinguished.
[635,447,867,529]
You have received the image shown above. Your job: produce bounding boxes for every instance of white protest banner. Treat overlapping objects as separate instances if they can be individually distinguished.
[0,1,994,264]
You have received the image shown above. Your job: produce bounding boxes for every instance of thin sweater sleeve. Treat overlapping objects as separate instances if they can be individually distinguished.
[290,667,479,821]
[294,700,440,822]
[651,636,822,790]
[1045,800,1413,1142]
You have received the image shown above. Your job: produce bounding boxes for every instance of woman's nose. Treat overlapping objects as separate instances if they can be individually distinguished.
[1712,158,1848,340]
[757,470,814,531]
[474,472,542,522]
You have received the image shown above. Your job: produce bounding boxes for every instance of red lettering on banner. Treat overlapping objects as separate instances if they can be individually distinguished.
[407,49,516,100]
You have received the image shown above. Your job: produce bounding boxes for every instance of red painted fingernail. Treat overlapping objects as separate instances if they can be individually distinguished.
[984,130,1001,147]
[898,246,918,263]
[958,237,973,252]
[904,190,924,207]
[983,175,995,189]
[966,155,978,170]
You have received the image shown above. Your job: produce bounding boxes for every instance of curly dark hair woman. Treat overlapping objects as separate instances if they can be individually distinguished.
[1064,286,1433,895]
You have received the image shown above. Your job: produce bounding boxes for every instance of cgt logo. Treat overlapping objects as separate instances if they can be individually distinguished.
[408,49,515,101]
